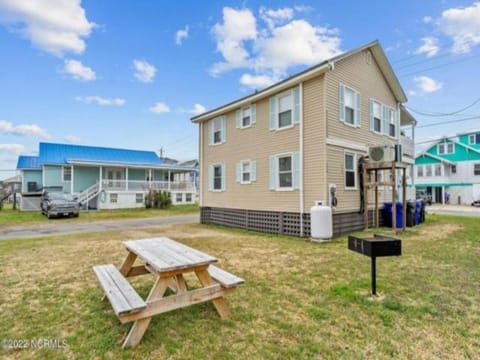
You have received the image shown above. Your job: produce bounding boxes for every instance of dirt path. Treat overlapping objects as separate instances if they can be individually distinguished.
[0,214,200,240]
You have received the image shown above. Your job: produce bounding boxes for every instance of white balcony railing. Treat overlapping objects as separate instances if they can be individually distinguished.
[101,180,196,192]
[400,136,414,157]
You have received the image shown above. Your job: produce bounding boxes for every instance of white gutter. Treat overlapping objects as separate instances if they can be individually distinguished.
[299,82,304,237]
[192,63,330,123]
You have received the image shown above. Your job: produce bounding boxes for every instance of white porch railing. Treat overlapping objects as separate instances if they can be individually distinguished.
[400,136,414,157]
[101,180,196,192]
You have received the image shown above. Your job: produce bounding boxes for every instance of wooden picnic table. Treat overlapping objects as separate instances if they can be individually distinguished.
[93,237,244,348]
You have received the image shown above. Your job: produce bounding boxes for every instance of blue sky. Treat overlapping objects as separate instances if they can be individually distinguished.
[1,0,480,178]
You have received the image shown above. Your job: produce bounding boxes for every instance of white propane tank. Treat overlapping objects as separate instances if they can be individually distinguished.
[310,200,332,242]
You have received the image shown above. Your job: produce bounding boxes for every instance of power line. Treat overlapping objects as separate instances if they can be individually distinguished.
[398,53,480,77]
[416,115,480,128]
[415,134,460,145]
[406,96,480,117]
[394,51,454,70]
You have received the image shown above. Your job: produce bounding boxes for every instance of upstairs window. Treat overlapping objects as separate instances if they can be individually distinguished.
[63,166,72,181]
[369,99,382,133]
[208,116,226,145]
[236,104,256,129]
[269,87,301,130]
[417,165,424,177]
[469,133,480,144]
[387,108,396,137]
[340,84,361,127]
[438,143,454,154]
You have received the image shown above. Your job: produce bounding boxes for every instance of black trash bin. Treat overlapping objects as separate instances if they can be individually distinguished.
[406,201,416,227]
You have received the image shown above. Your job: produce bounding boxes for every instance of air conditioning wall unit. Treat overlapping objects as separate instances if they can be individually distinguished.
[368,144,395,162]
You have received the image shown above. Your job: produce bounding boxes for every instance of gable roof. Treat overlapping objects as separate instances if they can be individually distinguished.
[17,155,41,170]
[416,152,456,165]
[191,40,407,123]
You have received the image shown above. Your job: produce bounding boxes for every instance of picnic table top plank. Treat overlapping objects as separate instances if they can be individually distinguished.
[123,237,217,273]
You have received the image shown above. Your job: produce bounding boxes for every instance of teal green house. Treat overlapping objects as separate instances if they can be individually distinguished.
[415,129,480,204]
[16,142,198,211]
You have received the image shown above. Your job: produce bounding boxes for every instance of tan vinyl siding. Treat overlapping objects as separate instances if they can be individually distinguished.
[202,89,300,211]
[325,49,399,212]
[303,75,327,212]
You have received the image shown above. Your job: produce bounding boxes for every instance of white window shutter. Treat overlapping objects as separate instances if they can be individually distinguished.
[293,87,301,124]
[292,152,301,190]
[208,121,213,145]
[339,84,345,122]
[236,163,241,183]
[221,163,226,191]
[395,109,399,138]
[269,156,277,190]
[369,99,374,131]
[208,165,213,191]
[355,91,361,127]
[269,96,277,130]
[236,110,241,129]
[221,116,226,143]
[251,104,256,124]
[383,105,389,135]
[251,160,257,182]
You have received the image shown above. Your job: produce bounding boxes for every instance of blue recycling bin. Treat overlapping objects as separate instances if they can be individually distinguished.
[414,199,423,225]
[384,201,403,228]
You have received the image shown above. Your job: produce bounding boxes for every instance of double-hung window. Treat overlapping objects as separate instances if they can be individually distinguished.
[208,163,225,191]
[434,164,442,176]
[340,84,360,127]
[236,160,257,184]
[451,165,457,174]
[426,165,432,177]
[474,164,480,176]
[269,153,300,190]
[269,87,300,130]
[387,107,396,137]
[208,116,226,145]
[236,104,256,129]
[345,153,356,189]
[63,166,72,182]
[438,143,454,155]
[370,100,382,133]
[469,133,480,144]
[417,165,424,177]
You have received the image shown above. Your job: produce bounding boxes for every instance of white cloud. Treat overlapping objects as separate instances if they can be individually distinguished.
[64,135,81,143]
[188,103,206,115]
[210,7,257,75]
[209,7,342,86]
[259,7,294,29]
[0,0,95,56]
[0,143,27,163]
[439,2,480,54]
[414,76,443,93]
[149,102,170,114]
[240,73,278,89]
[133,59,156,83]
[408,90,417,96]
[175,25,189,45]
[415,37,440,57]
[423,16,433,24]
[0,143,26,154]
[0,119,51,139]
[75,96,125,106]
[63,59,96,81]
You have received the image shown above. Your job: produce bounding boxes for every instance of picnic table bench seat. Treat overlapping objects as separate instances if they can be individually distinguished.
[208,265,244,289]
[93,264,147,316]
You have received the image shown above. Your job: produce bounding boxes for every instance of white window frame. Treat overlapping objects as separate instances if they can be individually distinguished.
[240,106,252,129]
[417,165,424,178]
[110,193,118,203]
[212,163,224,191]
[438,143,454,155]
[425,165,432,177]
[434,163,442,176]
[240,160,252,184]
[474,163,480,176]
[469,134,476,144]
[276,90,294,130]
[371,99,383,134]
[135,193,144,204]
[340,84,361,128]
[209,116,226,146]
[276,153,294,191]
[176,193,183,202]
[63,166,72,182]
[451,165,457,174]
[344,152,357,190]
[387,107,396,138]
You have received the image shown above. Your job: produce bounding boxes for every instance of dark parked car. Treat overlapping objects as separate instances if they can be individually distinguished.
[40,192,79,218]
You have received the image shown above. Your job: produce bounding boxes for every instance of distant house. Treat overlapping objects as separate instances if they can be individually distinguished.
[415,129,480,204]
[16,142,198,211]
[191,40,416,237]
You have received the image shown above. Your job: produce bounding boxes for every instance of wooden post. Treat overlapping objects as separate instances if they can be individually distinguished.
[363,165,369,230]
[392,163,397,233]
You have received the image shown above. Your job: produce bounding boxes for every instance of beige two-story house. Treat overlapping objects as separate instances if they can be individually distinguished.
[191,40,416,237]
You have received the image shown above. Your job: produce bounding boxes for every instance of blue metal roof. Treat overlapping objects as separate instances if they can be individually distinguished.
[38,142,164,167]
[17,156,41,169]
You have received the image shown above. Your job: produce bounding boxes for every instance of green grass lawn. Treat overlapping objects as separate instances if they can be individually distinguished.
[0,203,199,228]
[0,215,479,359]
